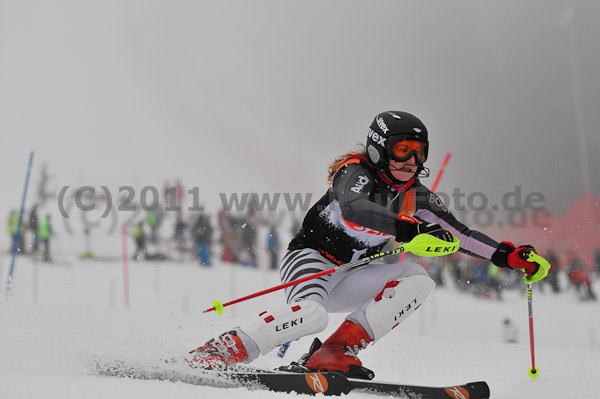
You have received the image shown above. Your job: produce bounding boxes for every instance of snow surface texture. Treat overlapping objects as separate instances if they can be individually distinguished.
[1,256,599,399]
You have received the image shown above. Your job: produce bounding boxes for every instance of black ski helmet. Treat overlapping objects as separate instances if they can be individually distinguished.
[365,111,429,178]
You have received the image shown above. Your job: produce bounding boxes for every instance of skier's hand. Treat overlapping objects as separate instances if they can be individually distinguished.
[492,241,547,282]
[395,216,453,243]
[415,222,454,243]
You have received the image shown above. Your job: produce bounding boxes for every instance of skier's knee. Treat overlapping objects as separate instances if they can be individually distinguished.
[241,300,329,356]
[361,274,435,342]
[398,262,431,279]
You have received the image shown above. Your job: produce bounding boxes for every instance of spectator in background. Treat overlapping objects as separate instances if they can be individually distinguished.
[447,252,466,291]
[174,214,187,254]
[267,224,280,270]
[472,258,488,297]
[218,209,236,263]
[38,214,52,262]
[543,248,561,293]
[132,221,147,260]
[193,212,213,266]
[486,262,502,300]
[147,209,160,244]
[566,249,596,302]
[29,205,39,254]
[7,210,19,253]
[239,201,260,268]
[240,218,258,268]
[427,257,445,288]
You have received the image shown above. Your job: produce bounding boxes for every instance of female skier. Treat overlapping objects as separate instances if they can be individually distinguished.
[186,111,548,378]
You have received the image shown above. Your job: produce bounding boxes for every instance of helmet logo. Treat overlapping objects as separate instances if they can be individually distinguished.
[376,117,389,134]
[367,145,381,164]
[368,129,387,146]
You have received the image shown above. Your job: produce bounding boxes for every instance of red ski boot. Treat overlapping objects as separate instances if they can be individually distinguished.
[185,331,248,369]
[304,320,374,379]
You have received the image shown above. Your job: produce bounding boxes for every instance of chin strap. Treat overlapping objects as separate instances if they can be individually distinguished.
[416,165,430,178]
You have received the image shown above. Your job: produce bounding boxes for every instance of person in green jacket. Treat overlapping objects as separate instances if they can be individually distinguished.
[132,221,147,260]
[7,210,19,253]
[38,215,52,262]
[146,210,160,244]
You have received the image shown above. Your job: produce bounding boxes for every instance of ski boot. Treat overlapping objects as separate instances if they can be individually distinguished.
[185,331,248,370]
[291,320,375,380]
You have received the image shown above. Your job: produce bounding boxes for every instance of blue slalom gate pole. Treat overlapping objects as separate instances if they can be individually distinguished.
[5,152,35,297]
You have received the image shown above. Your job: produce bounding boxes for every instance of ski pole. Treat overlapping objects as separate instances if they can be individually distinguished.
[204,233,460,314]
[519,250,551,379]
[526,282,539,378]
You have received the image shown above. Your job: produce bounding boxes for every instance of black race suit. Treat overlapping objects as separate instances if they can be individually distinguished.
[289,157,499,265]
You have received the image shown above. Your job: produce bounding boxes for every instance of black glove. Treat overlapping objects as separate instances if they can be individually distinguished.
[395,215,453,243]
[416,222,454,242]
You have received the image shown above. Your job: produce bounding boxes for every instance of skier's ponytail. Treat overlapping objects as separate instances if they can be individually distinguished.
[327,143,366,185]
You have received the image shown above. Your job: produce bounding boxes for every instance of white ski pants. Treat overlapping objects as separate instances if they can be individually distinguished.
[237,248,434,362]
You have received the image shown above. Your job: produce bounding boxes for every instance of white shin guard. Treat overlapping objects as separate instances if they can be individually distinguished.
[363,274,436,342]
[241,300,329,356]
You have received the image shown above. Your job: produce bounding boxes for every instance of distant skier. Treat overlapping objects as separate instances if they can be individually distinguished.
[187,111,549,377]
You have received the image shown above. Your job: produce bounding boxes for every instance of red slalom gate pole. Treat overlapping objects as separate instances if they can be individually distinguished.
[399,152,451,263]
[430,152,451,193]
[122,225,130,309]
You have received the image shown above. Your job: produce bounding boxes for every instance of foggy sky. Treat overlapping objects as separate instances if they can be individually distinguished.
[1,0,599,222]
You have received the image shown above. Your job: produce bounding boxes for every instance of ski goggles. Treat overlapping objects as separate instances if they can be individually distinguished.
[387,136,428,163]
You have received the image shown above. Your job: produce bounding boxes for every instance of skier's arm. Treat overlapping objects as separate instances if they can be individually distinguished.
[413,188,547,281]
[413,197,499,260]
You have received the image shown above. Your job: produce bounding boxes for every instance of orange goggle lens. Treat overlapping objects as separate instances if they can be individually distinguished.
[390,140,427,163]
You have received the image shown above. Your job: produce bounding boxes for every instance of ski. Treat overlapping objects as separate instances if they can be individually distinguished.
[94,359,490,398]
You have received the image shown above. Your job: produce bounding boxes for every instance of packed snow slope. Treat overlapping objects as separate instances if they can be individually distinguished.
[1,256,599,399]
